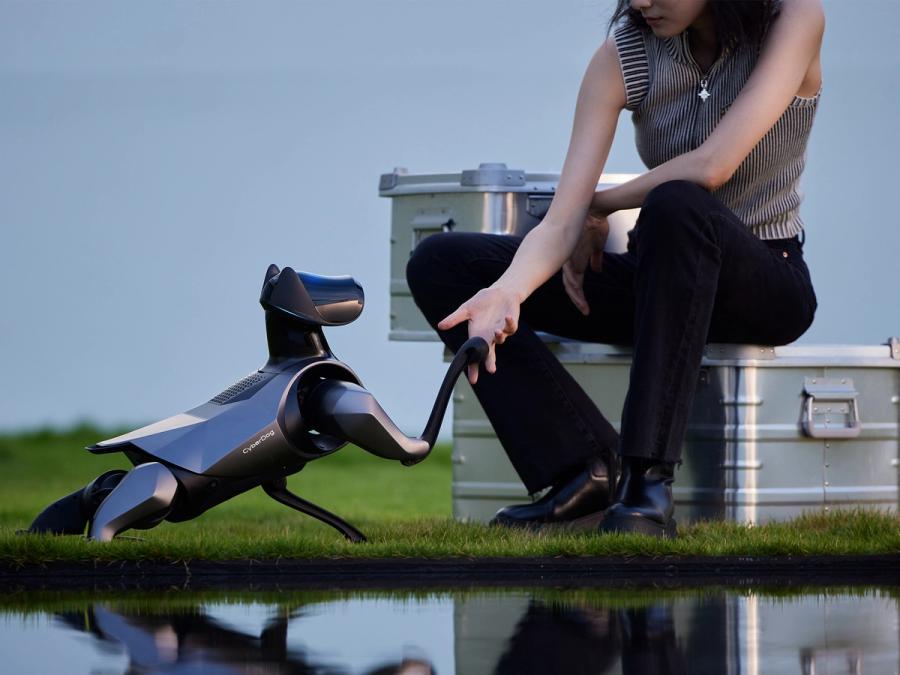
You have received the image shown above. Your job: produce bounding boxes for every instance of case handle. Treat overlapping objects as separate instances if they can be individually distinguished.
[410,213,455,253]
[801,377,862,439]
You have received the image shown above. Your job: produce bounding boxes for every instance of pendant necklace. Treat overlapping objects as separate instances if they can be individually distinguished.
[698,78,711,102]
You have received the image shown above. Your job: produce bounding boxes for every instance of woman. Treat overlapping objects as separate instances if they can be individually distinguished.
[406,0,823,537]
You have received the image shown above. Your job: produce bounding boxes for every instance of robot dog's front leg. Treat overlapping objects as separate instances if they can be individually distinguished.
[305,337,489,465]
[88,462,179,541]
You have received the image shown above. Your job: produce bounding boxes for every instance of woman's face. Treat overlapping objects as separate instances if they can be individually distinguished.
[629,0,712,37]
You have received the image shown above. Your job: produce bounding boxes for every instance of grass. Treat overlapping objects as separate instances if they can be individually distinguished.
[1,425,899,565]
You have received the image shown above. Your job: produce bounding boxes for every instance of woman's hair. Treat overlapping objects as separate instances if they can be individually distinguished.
[608,1,781,51]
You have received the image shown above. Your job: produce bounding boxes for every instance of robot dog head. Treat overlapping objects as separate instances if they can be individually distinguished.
[260,264,364,327]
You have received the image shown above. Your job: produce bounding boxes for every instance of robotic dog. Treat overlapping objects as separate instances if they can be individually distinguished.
[29,265,487,542]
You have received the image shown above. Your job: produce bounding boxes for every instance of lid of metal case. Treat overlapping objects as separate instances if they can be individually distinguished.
[548,338,900,368]
[379,162,636,196]
[443,338,900,368]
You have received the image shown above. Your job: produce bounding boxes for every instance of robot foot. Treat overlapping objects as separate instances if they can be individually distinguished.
[29,488,93,535]
[89,462,179,541]
[262,478,366,543]
[29,470,128,536]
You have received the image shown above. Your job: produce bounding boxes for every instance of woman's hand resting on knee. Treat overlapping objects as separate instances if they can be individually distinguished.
[562,212,609,316]
[438,287,521,385]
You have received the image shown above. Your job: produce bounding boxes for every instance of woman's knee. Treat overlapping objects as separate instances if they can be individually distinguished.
[641,180,710,220]
[643,180,709,216]
[635,180,716,244]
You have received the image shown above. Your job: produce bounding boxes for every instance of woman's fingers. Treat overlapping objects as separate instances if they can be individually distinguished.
[439,287,523,385]
[467,362,479,385]
[467,342,496,385]
[492,314,518,346]
[438,305,469,331]
[485,342,497,374]
[562,264,590,316]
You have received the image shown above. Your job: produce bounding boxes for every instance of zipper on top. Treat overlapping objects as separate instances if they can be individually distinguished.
[680,31,729,146]
[681,30,727,103]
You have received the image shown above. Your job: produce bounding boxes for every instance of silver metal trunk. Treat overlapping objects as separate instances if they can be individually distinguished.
[450,340,900,524]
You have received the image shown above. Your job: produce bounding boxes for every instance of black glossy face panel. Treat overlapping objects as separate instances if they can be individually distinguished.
[259,266,364,327]
[295,271,364,324]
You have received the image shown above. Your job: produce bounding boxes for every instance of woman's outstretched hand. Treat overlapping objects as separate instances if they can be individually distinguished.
[562,212,609,316]
[437,286,521,385]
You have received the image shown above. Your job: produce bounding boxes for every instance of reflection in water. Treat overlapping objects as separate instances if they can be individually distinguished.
[51,601,439,674]
[57,605,341,673]
[618,604,686,675]
[0,588,897,674]
[493,601,618,673]
[490,601,689,674]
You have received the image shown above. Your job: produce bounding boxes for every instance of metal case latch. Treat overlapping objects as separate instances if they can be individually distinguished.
[802,378,862,439]
[526,194,553,219]
[410,213,455,253]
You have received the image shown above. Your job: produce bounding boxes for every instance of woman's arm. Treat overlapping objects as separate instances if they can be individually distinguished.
[591,0,825,215]
[485,38,626,302]
[438,37,627,382]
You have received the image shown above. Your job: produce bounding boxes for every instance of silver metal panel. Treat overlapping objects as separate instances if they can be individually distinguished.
[560,340,900,367]
[450,342,900,524]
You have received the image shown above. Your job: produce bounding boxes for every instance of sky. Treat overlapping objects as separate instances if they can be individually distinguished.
[1,0,898,435]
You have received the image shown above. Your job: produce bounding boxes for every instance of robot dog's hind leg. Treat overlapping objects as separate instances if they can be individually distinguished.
[29,487,94,535]
[262,478,366,543]
[89,462,179,542]
[29,470,128,535]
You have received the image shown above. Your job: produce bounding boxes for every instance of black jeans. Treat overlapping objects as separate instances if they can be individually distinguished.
[406,180,817,493]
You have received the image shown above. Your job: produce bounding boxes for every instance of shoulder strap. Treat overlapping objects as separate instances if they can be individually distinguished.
[613,24,649,111]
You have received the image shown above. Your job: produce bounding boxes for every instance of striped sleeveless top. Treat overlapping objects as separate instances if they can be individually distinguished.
[613,22,821,240]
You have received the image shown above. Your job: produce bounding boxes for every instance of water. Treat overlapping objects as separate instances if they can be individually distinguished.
[1,587,898,674]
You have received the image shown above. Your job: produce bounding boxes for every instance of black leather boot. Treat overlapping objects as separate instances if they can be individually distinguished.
[598,457,677,538]
[490,457,614,530]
